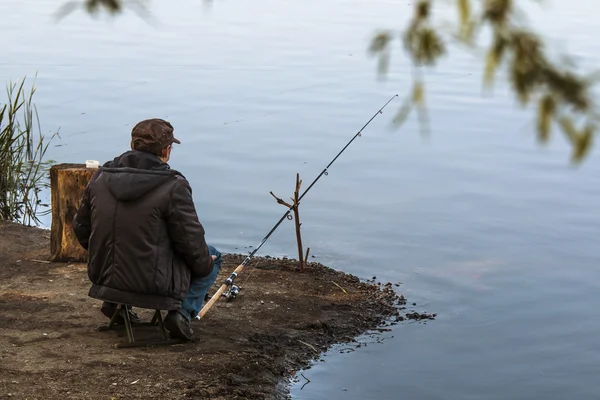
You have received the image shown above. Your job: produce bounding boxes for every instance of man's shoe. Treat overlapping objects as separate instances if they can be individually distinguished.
[100,302,141,325]
[164,311,194,341]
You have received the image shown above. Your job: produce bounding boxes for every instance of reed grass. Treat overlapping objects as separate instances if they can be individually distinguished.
[0,77,57,226]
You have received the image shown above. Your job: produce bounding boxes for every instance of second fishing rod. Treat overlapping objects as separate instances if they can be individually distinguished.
[197,93,399,320]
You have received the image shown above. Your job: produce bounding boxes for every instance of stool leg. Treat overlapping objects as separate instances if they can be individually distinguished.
[107,304,122,328]
[154,311,168,340]
[150,311,159,325]
[122,305,135,343]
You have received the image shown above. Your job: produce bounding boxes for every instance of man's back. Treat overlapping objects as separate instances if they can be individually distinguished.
[74,149,214,311]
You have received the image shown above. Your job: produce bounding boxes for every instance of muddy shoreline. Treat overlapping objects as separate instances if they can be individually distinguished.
[0,221,435,399]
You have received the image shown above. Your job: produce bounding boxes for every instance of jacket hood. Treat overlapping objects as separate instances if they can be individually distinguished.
[101,150,179,201]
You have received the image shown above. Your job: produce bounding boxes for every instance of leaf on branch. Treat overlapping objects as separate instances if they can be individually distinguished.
[377,51,391,77]
[405,27,445,66]
[390,95,414,128]
[369,32,394,77]
[484,53,497,89]
[508,31,547,105]
[558,116,577,143]
[571,124,594,164]
[85,0,122,15]
[413,81,431,136]
[415,0,431,21]
[484,0,512,25]
[459,19,478,45]
[484,36,507,89]
[544,67,590,111]
[412,81,425,108]
[369,31,393,55]
[536,94,555,144]
[458,0,471,30]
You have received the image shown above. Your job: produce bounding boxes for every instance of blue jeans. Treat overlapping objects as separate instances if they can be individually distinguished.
[180,245,222,321]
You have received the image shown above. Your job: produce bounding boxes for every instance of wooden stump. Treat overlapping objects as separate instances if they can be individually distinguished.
[50,163,98,262]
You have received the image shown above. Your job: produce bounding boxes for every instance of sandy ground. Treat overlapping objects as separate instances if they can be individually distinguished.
[0,221,434,399]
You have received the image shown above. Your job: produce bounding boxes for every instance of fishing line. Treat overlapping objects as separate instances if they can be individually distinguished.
[196,93,399,319]
[237,257,261,290]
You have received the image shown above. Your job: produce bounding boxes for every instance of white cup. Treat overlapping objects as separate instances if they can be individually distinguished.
[85,160,100,169]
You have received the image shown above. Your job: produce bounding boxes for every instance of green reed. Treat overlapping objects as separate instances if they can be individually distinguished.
[0,77,57,226]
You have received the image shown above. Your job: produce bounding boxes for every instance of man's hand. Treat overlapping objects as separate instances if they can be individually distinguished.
[212,255,217,260]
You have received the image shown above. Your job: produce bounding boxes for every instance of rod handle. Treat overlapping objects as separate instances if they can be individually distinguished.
[197,263,245,319]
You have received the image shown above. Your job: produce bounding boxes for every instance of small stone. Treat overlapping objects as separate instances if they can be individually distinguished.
[260,301,265,305]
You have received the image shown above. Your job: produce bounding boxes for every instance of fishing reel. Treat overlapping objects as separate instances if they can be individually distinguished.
[222,284,240,301]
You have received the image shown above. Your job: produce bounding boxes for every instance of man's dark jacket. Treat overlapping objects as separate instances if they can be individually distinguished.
[73,150,214,310]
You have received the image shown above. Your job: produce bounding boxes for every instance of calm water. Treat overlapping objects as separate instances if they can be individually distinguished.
[3,0,600,398]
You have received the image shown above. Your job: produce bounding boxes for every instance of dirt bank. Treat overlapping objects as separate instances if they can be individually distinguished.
[0,221,435,400]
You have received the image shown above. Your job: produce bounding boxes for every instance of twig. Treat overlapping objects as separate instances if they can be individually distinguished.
[300,373,311,390]
[295,174,303,194]
[292,173,305,272]
[372,328,392,332]
[270,173,307,272]
[339,347,356,353]
[297,339,319,354]
[304,247,310,269]
[30,259,51,264]
[269,191,293,209]
[332,281,348,294]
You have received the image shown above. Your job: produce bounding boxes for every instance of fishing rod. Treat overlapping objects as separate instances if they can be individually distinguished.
[196,93,399,320]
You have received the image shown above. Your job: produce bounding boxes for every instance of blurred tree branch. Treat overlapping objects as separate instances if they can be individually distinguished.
[368,0,598,164]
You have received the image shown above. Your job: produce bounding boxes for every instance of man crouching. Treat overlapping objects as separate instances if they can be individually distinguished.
[72,118,221,341]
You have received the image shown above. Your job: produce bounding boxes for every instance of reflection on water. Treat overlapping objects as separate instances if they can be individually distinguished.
[2,0,600,399]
